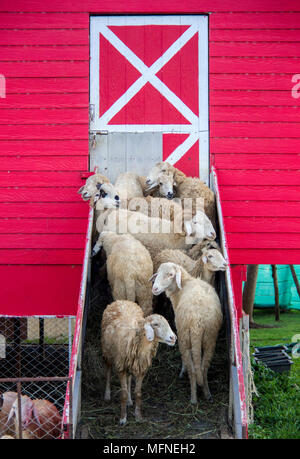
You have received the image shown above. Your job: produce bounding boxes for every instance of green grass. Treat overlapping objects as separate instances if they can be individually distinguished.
[248,309,300,439]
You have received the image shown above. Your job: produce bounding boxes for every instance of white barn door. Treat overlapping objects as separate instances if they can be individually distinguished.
[90,15,209,184]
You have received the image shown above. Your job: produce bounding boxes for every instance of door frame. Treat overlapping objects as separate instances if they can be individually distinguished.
[89,15,209,183]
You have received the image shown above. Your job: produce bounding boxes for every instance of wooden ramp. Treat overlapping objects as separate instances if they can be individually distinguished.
[67,168,248,439]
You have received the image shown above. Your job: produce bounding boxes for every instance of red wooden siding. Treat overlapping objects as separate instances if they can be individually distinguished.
[0,11,89,314]
[209,10,300,265]
[0,2,299,316]
[0,265,82,316]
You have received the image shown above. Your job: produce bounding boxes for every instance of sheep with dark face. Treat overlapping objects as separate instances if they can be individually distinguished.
[77,173,110,204]
[101,300,176,425]
[151,262,222,405]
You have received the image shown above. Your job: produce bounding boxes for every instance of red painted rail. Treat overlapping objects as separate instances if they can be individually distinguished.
[212,166,248,439]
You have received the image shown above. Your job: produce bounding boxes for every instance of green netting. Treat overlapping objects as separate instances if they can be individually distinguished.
[254,265,300,310]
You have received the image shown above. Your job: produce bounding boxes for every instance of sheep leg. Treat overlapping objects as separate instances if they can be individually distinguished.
[181,349,197,405]
[119,371,128,426]
[201,344,215,402]
[134,374,145,421]
[179,361,186,379]
[127,375,133,406]
[104,363,111,401]
[136,283,153,317]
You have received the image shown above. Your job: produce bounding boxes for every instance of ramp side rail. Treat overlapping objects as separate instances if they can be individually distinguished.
[211,166,248,439]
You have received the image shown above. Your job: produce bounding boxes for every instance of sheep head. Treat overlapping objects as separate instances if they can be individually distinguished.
[202,248,227,272]
[146,162,171,187]
[150,262,183,296]
[144,314,176,346]
[94,182,120,209]
[77,180,100,201]
[146,162,175,198]
[184,210,216,242]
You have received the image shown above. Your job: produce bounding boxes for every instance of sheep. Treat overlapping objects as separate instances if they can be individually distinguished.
[146,162,216,228]
[0,435,14,439]
[153,248,227,286]
[114,172,144,199]
[0,392,18,438]
[8,395,61,439]
[77,172,110,204]
[101,300,176,425]
[93,232,154,316]
[145,171,175,199]
[95,208,216,260]
[151,262,223,405]
[127,195,183,222]
[187,239,221,260]
[94,172,144,209]
[93,172,148,225]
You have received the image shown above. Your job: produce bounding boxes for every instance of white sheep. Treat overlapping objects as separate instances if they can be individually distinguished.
[187,239,221,260]
[0,391,17,438]
[8,395,61,439]
[130,195,183,220]
[145,172,175,199]
[94,172,144,209]
[77,172,110,204]
[114,172,144,199]
[151,262,223,404]
[146,162,216,228]
[153,248,227,286]
[101,300,176,425]
[92,231,154,316]
[95,208,216,259]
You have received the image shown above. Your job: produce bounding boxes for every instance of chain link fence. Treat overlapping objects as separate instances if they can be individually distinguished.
[0,377,72,439]
[0,316,75,439]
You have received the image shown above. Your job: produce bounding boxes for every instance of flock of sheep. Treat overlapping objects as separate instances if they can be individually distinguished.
[0,161,228,439]
[79,161,228,426]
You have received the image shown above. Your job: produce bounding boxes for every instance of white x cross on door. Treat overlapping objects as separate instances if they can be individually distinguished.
[90,15,209,184]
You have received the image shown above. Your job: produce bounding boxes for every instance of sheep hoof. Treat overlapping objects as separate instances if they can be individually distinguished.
[190,398,197,405]
[104,393,111,401]
[127,399,133,407]
[119,417,127,426]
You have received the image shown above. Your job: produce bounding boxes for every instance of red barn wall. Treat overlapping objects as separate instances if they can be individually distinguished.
[0,1,299,315]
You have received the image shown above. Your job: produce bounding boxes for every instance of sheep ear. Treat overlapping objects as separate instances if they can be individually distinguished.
[184,220,192,236]
[148,273,157,283]
[144,323,155,342]
[77,186,84,194]
[175,268,182,290]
